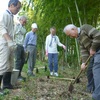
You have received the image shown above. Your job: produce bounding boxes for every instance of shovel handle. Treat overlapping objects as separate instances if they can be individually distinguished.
[85,55,91,65]
[73,55,91,84]
[73,70,82,84]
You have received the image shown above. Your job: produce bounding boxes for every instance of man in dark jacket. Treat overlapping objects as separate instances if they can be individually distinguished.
[14,16,27,81]
[64,24,100,100]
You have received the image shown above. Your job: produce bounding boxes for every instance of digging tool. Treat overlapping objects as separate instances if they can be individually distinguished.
[36,68,39,73]
[68,55,91,93]
[35,66,47,73]
[47,76,75,81]
[44,66,47,72]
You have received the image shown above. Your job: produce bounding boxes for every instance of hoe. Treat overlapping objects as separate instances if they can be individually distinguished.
[68,55,91,93]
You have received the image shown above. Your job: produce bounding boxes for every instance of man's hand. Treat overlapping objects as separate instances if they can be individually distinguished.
[81,63,87,70]
[62,45,66,50]
[90,49,96,56]
[45,51,48,56]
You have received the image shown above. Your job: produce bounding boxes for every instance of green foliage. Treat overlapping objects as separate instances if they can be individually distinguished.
[11,96,24,100]
[19,0,100,67]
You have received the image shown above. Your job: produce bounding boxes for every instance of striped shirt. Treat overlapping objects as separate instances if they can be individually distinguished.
[78,24,100,63]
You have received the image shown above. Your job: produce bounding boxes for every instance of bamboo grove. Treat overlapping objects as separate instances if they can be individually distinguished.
[19,0,100,68]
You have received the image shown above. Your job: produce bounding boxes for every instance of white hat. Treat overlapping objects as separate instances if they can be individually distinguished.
[31,23,38,28]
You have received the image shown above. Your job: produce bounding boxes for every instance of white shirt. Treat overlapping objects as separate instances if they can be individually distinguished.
[78,27,80,34]
[45,34,64,53]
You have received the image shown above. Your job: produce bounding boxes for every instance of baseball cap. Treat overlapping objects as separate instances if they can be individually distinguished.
[31,23,38,28]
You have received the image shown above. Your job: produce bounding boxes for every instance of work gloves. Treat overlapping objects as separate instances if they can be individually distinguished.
[7,40,17,51]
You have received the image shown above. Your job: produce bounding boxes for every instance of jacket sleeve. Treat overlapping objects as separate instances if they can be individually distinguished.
[0,13,8,36]
[23,33,29,50]
[45,36,48,52]
[56,36,63,47]
[80,45,89,63]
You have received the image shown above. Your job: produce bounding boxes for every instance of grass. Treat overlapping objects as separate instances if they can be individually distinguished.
[1,59,92,100]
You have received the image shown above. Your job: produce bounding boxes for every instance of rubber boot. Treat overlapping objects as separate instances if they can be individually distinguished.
[0,75,4,95]
[3,72,13,89]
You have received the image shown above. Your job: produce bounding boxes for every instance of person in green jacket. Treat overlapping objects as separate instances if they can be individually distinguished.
[14,16,27,81]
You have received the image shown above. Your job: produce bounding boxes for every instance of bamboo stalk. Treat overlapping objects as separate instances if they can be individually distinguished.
[67,2,80,67]
[74,0,82,26]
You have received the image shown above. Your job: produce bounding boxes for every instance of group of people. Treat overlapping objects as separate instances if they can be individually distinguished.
[0,0,100,100]
[14,16,38,80]
[0,0,66,95]
[0,0,38,95]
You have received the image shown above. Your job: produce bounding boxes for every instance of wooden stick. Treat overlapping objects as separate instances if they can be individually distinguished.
[48,76,75,81]
[34,66,45,70]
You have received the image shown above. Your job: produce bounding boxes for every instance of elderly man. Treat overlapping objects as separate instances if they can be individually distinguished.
[24,23,38,77]
[14,16,27,81]
[64,24,100,100]
[45,27,66,76]
[0,0,21,93]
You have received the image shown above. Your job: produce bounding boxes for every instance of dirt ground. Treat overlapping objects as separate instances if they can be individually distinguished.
[3,67,92,100]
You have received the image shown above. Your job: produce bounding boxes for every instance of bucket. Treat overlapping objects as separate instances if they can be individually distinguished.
[11,69,19,86]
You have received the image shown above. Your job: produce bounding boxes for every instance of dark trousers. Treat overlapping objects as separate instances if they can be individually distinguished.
[88,50,100,100]
[0,75,3,87]
[87,56,95,91]
[15,44,25,76]
[3,72,13,89]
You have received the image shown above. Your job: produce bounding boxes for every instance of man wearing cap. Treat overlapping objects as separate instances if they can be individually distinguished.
[14,16,27,81]
[24,23,38,76]
[63,24,100,100]
[0,0,21,93]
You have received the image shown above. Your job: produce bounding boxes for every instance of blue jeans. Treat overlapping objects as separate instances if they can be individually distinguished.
[48,53,58,72]
[87,56,95,92]
[86,49,100,100]
[92,50,100,100]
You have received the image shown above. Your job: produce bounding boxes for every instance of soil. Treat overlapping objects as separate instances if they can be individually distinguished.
[3,68,92,100]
